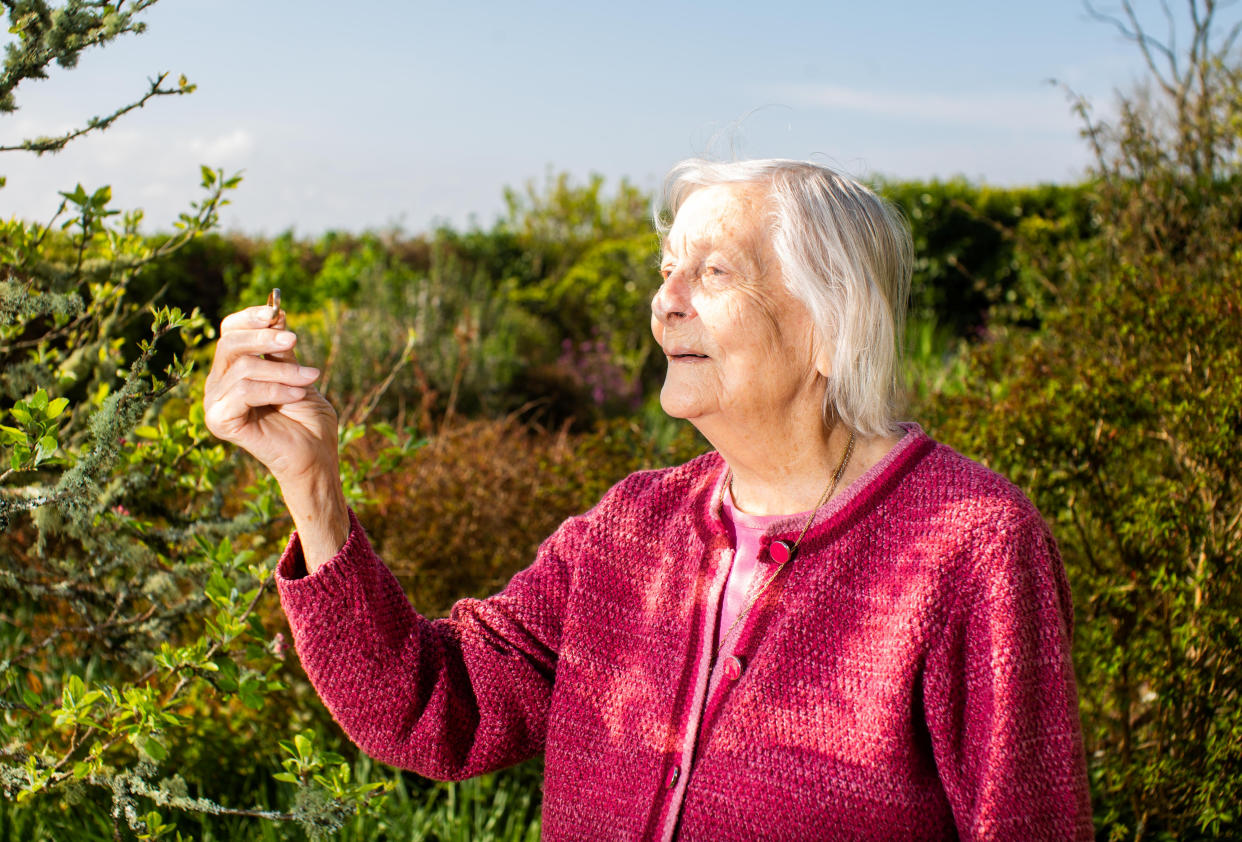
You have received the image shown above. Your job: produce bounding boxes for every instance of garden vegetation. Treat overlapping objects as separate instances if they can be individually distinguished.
[2,1,1239,839]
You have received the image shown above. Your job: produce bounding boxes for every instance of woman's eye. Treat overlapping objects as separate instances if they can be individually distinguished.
[704,265,726,277]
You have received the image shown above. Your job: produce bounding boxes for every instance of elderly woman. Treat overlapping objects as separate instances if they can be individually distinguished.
[204,159,1092,840]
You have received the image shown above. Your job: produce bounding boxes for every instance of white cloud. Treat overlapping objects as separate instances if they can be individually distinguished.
[85,128,146,168]
[0,117,75,146]
[139,181,170,200]
[765,82,1083,134]
[2,125,259,231]
[188,129,253,164]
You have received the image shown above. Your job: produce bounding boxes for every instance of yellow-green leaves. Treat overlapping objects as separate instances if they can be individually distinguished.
[1,388,69,472]
[274,730,393,806]
[53,674,105,730]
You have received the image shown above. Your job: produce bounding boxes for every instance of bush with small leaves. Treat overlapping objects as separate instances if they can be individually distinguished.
[925,3,1242,838]
[1,3,421,839]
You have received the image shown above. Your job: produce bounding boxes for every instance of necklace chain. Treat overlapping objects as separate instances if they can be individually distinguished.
[713,430,856,661]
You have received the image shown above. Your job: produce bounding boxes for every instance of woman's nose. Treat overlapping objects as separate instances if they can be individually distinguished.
[652,272,694,326]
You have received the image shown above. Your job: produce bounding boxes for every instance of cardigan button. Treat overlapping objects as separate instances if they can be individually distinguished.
[724,655,744,681]
[769,540,794,564]
[665,765,680,789]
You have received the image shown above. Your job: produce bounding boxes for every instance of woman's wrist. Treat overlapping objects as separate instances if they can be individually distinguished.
[278,467,351,576]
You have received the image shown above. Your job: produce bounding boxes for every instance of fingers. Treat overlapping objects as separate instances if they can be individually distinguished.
[262,311,297,364]
[216,355,320,396]
[230,379,308,410]
[203,356,319,435]
[209,310,304,378]
[204,305,327,453]
[203,379,308,439]
[219,305,296,359]
[215,327,297,362]
[221,305,282,333]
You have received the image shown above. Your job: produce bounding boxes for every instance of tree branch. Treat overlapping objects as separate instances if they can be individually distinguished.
[1084,1,1182,99]
[0,73,193,156]
[0,0,161,108]
[1220,18,1242,54]
[7,603,160,668]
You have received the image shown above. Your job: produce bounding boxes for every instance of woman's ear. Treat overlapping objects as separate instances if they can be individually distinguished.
[811,331,833,380]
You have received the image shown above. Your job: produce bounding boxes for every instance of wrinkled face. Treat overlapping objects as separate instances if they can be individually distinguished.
[652,183,825,429]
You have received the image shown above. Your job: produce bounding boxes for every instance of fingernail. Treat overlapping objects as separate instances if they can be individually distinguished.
[275,332,295,346]
[258,306,276,323]
[298,366,320,378]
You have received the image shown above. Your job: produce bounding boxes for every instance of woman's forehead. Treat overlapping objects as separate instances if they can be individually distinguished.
[663,183,771,257]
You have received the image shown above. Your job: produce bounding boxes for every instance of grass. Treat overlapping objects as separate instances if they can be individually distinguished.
[0,755,544,842]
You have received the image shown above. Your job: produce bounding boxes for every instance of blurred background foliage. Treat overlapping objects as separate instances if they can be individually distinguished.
[149,173,1092,431]
[4,1,1241,840]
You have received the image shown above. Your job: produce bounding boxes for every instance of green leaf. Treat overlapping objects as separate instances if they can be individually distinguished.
[63,674,84,707]
[139,737,167,763]
[205,571,230,603]
[60,184,88,205]
[373,422,397,444]
[214,658,239,691]
[45,397,69,419]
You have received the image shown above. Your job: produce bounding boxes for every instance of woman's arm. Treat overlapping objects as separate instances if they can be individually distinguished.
[202,303,569,780]
[923,510,1094,841]
[275,506,574,781]
[281,466,350,573]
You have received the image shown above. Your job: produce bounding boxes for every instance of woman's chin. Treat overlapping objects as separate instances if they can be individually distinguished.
[658,385,710,421]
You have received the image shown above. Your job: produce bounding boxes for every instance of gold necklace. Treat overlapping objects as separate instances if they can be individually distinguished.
[714,430,855,659]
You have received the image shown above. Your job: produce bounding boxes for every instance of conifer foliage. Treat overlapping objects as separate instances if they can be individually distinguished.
[1,3,416,837]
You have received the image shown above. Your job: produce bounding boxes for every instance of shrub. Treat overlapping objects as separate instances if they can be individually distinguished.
[876,178,1094,336]
[0,3,420,838]
[358,414,706,618]
[925,3,1242,837]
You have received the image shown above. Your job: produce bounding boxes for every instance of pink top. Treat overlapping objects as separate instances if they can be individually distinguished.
[714,428,920,658]
[715,491,791,651]
[275,423,1093,840]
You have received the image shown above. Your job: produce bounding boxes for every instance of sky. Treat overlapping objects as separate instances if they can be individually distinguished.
[0,0,1190,236]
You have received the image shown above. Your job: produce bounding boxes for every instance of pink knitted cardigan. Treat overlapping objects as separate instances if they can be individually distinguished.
[275,425,1093,840]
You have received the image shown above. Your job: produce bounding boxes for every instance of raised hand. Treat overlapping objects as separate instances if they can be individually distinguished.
[203,304,337,485]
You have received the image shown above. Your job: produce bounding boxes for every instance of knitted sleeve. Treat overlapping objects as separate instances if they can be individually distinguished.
[274,507,575,781]
[923,508,1094,841]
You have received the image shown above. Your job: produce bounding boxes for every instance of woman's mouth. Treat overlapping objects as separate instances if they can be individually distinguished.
[665,345,709,360]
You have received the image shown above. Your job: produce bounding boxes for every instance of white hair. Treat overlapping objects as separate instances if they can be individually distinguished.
[656,158,913,438]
